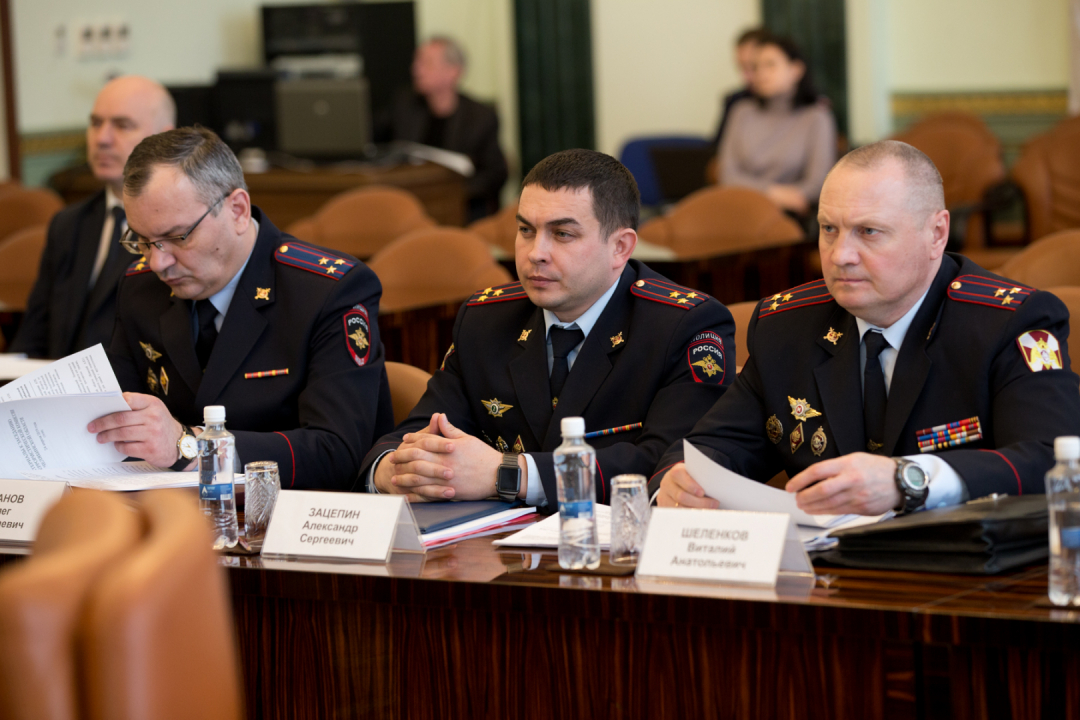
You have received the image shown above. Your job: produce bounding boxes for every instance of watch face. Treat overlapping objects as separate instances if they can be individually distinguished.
[179,435,199,459]
[902,463,928,490]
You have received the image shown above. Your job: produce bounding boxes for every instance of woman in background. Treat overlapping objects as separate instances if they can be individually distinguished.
[718,35,837,215]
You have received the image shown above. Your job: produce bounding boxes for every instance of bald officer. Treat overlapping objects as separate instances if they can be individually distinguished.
[13,76,176,358]
[655,140,1080,515]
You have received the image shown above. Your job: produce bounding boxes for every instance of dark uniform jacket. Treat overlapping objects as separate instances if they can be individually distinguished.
[377,89,508,220]
[652,253,1080,500]
[13,191,130,358]
[108,208,394,491]
[361,260,736,504]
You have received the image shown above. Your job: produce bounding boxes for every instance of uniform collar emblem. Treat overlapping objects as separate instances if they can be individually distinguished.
[482,398,513,418]
[788,396,822,422]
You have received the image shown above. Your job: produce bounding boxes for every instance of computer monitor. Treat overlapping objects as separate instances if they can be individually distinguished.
[214,70,278,152]
[276,77,372,159]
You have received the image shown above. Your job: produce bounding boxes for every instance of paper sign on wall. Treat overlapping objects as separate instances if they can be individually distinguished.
[635,507,812,587]
[262,491,424,562]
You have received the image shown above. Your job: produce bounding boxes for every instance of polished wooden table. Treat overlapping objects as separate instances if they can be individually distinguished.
[225,525,1080,720]
[51,161,468,228]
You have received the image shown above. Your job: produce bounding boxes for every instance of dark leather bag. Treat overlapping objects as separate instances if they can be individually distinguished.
[815,495,1048,574]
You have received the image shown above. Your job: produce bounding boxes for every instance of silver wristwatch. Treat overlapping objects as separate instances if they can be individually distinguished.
[893,458,929,514]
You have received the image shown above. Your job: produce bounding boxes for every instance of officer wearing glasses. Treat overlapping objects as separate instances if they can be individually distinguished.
[88,127,394,490]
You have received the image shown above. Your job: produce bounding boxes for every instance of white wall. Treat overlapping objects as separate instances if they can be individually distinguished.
[591,0,760,157]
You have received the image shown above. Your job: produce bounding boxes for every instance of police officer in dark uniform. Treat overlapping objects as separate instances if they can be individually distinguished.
[361,149,735,506]
[90,128,393,491]
[655,140,1080,515]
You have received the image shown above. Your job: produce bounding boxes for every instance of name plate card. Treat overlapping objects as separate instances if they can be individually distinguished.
[262,491,425,562]
[0,479,69,545]
[636,508,812,587]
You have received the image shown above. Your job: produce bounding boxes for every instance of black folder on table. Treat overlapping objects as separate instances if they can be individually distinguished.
[409,500,521,534]
[816,495,1048,574]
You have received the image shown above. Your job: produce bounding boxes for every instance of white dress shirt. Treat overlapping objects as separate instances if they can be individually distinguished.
[190,218,258,335]
[855,289,968,509]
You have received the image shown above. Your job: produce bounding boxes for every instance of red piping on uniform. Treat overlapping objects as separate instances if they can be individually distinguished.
[651,463,677,483]
[980,449,1022,495]
[274,431,297,488]
[595,460,606,504]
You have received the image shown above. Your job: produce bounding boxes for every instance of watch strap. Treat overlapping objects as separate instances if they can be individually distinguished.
[169,425,195,472]
[894,458,929,514]
[496,453,520,503]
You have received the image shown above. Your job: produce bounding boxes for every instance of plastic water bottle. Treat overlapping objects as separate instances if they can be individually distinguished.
[1047,436,1080,606]
[199,405,238,550]
[555,417,600,570]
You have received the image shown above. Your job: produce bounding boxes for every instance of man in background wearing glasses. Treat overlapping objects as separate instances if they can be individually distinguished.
[87,127,394,490]
[11,75,175,358]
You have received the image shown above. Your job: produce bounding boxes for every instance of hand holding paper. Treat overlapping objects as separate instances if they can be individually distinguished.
[785,453,903,516]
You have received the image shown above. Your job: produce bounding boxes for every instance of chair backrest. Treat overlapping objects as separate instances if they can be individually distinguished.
[0,188,63,243]
[891,112,1005,210]
[726,300,758,370]
[618,136,712,206]
[80,490,243,720]
[285,185,436,259]
[638,186,805,259]
[386,361,433,425]
[367,227,513,313]
[0,225,48,309]
[1011,115,1080,242]
[995,229,1080,288]
[1046,286,1080,361]
[468,201,519,253]
[0,490,142,720]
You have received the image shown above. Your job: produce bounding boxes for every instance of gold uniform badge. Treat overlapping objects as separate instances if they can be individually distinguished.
[788,396,822,422]
[255,287,271,301]
[139,341,162,362]
[810,426,827,456]
[766,415,783,444]
[482,398,513,418]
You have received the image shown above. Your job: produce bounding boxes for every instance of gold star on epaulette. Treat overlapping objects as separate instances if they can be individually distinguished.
[994,288,1006,297]
[318,257,329,265]
[334,259,345,265]
[135,263,145,271]
[483,287,493,294]
[669,291,681,298]
[326,267,336,275]
[1011,287,1022,294]
[492,289,504,297]
[686,292,699,299]
[677,298,689,304]
[1002,295,1014,305]
[769,301,780,311]
[770,293,781,300]
[477,294,489,302]
[783,293,793,301]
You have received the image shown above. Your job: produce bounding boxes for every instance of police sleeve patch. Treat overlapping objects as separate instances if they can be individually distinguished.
[344,304,371,367]
[686,331,726,384]
[1017,330,1064,372]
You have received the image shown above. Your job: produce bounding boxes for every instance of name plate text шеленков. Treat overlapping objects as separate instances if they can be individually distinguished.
[635,508,812,587]
[0,479,70,545]
[261,491,425,562]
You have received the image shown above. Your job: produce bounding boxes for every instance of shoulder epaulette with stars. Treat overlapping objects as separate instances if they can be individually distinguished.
[125,255,152,277]
[275,241,356,280]
[630,278,708,309]
[466,282,528,306]
[758,279,833,318]
[947,275,1033,311]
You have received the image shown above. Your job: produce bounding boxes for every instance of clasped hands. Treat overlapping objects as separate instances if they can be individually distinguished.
[374,413,525,502]
[657,452,901,516]
[86,392,191,468]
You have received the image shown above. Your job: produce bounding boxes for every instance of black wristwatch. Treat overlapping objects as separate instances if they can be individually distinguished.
[496,453,521,503]
[893,458,929,514]
[170,425,199,471]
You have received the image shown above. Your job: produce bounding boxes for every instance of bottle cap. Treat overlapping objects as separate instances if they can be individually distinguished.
[561,417,585,438]
[203,405,226,424]
[1055,436,1080,460]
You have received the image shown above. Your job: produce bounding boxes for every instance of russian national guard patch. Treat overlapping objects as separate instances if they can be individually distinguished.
[344,304,371,367]
[1017,330,1063,372]
[686,331,726,384]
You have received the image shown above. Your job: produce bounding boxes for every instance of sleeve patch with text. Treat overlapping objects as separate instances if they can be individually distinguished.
[344,304,371,367]
[687,331,726,384]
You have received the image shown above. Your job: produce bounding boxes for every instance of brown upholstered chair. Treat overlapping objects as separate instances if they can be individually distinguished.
[0,188,63,243]
[995,229,1080,288]
[0,490,142,720]
[637,186,804,259]
[81,489,243,720]
[1046,286,1080,364]
[386,361,433,424]
[0,225,48,309]
[286,185,436,259]
[367,227,513,313]
[726,300,757,372]
[1011,115,1080,242]
[891,112,1005,249]
[468,201,518,253]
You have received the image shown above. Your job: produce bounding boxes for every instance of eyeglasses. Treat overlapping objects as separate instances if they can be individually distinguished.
[120,192,232,255]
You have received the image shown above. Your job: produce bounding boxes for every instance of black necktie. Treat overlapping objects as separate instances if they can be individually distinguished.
[194,299,219,370]
[863,330,890,453]
[549,326,584,404]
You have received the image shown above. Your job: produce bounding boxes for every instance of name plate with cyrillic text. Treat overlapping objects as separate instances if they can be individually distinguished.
[261,491,424,562]
[0,479,70,545]
[635,508,812,587]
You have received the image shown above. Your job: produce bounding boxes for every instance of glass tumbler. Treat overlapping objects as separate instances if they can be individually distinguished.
[244,461,281,546]
[610,474,650,565]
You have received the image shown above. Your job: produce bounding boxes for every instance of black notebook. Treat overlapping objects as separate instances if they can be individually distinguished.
[410,500,522,534]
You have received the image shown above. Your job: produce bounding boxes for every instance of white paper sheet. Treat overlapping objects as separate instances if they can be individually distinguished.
[0,345,122,400]
[493,504,612,549]
[20,462,229,492]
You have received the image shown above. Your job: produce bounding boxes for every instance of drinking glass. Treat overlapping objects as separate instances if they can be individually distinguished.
[244,461,280,547]
[610,474,650,565]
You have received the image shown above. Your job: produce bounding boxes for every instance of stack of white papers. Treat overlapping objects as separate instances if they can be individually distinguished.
[20,462,203,492]
[494,505,612,549]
